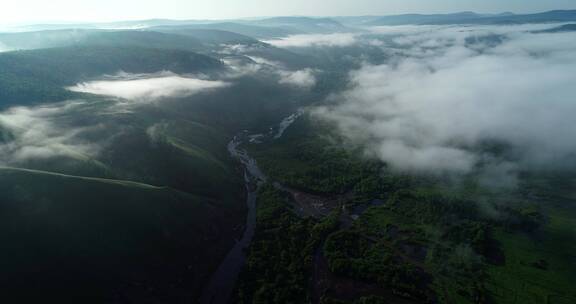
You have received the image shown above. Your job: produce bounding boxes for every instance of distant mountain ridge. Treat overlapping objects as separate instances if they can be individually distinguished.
[364,9,576,26]
[532,23,576,33]
[364,11,485,26]
[6,11,576,37]
[5,10,576,34]
[5,16,354,36]
[150,22,301,39]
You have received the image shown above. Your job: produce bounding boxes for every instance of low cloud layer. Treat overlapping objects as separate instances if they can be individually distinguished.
[0,41,9,52]
[315,25,576,185]
[68,71,228,102]
[263,33,357,48]
[1,71,229,165]
[0,101,97,164]
[223,56,317,89]
[0,64,318,166]
[278,68,316,88]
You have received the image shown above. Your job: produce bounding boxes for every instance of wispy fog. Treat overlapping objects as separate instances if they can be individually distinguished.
[0,41,9,52]
[263,33,358,48]
[244,56,282,67]
[278,68,316,88]
[315,24,576,185]
[0,101,97,164]
[68,71,229,102]
[223,57,317,89]
[0,63,319,165]
[1,71,229,165]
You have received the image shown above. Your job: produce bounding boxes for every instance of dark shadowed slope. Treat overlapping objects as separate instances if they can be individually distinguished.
[0,167,239,303]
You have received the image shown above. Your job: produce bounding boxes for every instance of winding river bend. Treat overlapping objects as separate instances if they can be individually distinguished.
[199,114,296,304]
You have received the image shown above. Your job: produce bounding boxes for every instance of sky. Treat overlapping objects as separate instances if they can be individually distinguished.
[1,0,574,24]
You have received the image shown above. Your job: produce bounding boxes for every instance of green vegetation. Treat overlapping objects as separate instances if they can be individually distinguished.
[235,184,340,303]
[0,37,313,303]
[1,22,574,304]
[484,181,576,304]
[0,167,237,303]
[248,115,410,199]
[0,46,223,106]
[353,195,488,303]
[238,114,576,304]
[324,228,432,300]
[100,118,241,205]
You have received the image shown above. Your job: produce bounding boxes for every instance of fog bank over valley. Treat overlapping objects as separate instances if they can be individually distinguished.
[68,71,229,102]
[312,24,576,186]
[0,101,98,164]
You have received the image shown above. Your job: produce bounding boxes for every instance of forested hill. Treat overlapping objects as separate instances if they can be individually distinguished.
[0,29,253,51]
[0,46,224,107]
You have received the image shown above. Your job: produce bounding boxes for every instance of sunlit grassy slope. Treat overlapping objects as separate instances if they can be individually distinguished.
[486,178,576,304]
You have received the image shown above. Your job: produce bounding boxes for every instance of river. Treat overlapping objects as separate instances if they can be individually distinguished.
[199,113,297,304]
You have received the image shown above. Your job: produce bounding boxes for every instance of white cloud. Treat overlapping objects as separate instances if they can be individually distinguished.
[245,55,283,67]
[222,57,265,76]
[0,71,233,164]
[0,101,97,163]
[263,33,357,48]
[223,57,316,89]
[219,44,259,55]
[278,68,316,88]
[0,41,10,52]
[315,25,576,182]
[68,71,228,102]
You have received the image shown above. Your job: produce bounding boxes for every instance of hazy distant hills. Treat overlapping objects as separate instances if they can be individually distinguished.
[151,22,301,39]
[6,18,223,32]
[0,29,206,51]
[0,28,316,74]
[0,28,258,52]
[533,23,576,33]
[4,16,356,37]
[6,10,576,35]
[363,9,576,26]
[361,11,486,26]
[151,27,261,44]
[149,17,356,39]
[253,16,356,34]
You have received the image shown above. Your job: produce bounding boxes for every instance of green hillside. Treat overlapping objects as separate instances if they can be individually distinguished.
[0,167,240,303]
[0,46,224,106]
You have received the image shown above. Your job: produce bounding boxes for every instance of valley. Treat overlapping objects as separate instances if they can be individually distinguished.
[0,9,575,304]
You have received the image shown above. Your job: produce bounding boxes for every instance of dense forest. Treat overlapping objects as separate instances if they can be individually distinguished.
[235,114,576,304]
